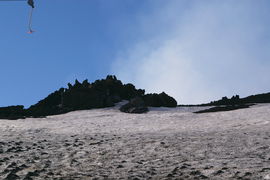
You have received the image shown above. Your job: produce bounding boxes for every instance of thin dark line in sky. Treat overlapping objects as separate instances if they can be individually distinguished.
[0,0,27,1]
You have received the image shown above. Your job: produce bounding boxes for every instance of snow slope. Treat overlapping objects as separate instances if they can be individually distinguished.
[0,103,270,179]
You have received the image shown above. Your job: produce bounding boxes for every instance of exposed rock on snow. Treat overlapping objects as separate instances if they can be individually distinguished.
[120,97,149,114]
[0,103,270,179]
[194,104,253,113]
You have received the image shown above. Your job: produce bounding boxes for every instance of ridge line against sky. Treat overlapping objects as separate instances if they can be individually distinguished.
[0,0,270,107]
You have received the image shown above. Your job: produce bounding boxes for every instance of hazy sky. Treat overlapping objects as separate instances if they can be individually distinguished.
[1,0,270,107]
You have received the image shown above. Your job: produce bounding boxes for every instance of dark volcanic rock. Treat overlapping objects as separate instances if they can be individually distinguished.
[5,172,19,180]
[120,97,149,114]
[27,75,146,118]
[143,92,177,107]
[207,92,270,106]
[194,104,252,114]
[0,75,178,119]
[24,170,40,180]
[0,106,26,120]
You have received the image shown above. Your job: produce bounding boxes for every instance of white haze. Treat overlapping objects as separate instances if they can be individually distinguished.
[111,0,270,104]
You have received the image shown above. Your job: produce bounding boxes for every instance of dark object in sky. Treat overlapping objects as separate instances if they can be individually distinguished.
[27,0,34,8]
[27,0,35,33]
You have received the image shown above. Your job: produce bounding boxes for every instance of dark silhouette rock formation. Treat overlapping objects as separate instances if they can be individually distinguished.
[143,92,177,107]
[208,93,270,106]
[193,93,270,113]
[27,75,146,117]
[208,95,241,106]
[0,75,177,119]
[0,106,26,120]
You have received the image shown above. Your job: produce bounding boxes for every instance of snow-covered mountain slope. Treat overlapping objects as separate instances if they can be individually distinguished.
[0,103,270,179]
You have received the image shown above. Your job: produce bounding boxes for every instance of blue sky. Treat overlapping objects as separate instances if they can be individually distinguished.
[1,0,270,107]
[0,0,152,107]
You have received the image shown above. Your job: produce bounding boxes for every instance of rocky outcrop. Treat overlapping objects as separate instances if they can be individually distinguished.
[0,106,26,120]
[120,97,148,114]
[143,92,177,107]
[0,75,177,119]
[194,104,253,114]
[27,75,146,117]
[207,93,270,106]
